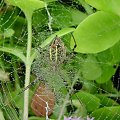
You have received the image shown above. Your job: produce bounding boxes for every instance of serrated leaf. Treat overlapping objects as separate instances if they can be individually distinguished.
[85,0,120,16]
[71,11,120,53]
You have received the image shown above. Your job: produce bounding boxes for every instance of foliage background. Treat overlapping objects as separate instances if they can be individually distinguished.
[0,0,120,120]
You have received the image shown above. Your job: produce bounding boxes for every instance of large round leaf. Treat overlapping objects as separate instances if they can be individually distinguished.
[71,11,120,53]
[85,0,120,16]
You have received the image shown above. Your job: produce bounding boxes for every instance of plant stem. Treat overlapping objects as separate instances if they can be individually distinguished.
[79,0,94,14]
[12,61,20,89]
[100,93,120,97]
[57,72,80,120]
[23,15,32,120]
[45,3,53,33]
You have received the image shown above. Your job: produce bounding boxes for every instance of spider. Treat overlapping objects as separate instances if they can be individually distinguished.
[18,34,77,94]
[17,34,79,117]
[49,35,66,65]
[18,36,66,94]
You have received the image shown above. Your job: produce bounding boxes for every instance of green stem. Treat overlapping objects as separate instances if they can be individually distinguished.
[100,93,120,97]
[79,0,94,15]
[57,71,80,120]
[12,62,20,89]
[23,14,32,120]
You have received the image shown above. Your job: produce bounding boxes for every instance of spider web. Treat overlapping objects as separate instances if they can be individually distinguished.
[0,0,120,120]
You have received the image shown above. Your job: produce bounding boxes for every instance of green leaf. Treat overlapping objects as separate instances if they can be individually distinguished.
[72,91,100,112]
[30,49,37,66]
[82,81,97,93]
[10,88,33,110]
[51,3,87,28]
[10,89,24,110]
[50,3,72,28]
[13,16,26,38]
[0,8,17,30]
[95,43,120,83]
[96,49,113,64]
[85,0,120,16]
[96,65,116,83]
[78,0,93,15]
[40,28,75,48]
[71,11,120,53]
[32,9,48,29]
[81,55,102,80]
[33,3,87,30]
[96,94,119,107]
[110,41,120,64]
[0,69,9,82]
[3,29,14,38]
[41,0,57,2]
[91,106,120,120]
[0,109,5,120]
[29,116,46,120]
[6,0,45,16]
[101,80,118,93]
[3,105,19,120]
[0,46,26,63]
[71,7,88,26]
[72,99,87,117]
